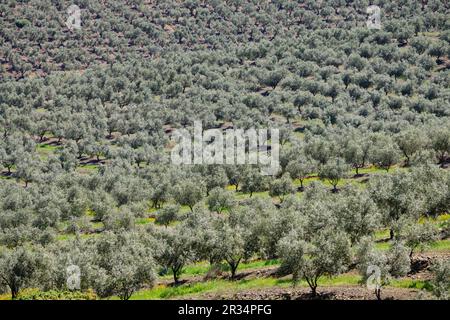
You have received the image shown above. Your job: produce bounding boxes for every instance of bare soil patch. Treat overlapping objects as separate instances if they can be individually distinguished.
[193,285,432,300]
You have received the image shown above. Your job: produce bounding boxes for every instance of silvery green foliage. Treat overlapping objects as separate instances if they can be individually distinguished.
[305,137,333,165]
[225,164,246,191]
[298,185,338,238]
[277,229,308,284]
[369,134,401,172]
[410,166,449,215]
[356,238,410,299]
[154,224,195,284]
[368,171,428,238]
[318,157,349,192]
[398,218,439,258]
[430,259,450,300]
[342,133,371,176]
[155,204,180,227]
[285,156,316,190]
[395,128,428,166]
[195,165,228,195]
[184,209,224,265]
[91,231,157,300]
[240,166,269,197]
[236,197,294,259]
[173,179,206,211]
[0,246,44,299]
[214,219,247,279]
[206,187,235,214]
[269,173,295,202]
[278,227,351,295]
[103,207,136,231]
[356,237,390,282]
[355,237,390,300]
[430,126,450,164]
[386,242,411,278]
[334,186,380,245]
[45,239,96,292]
[88,190,117,221]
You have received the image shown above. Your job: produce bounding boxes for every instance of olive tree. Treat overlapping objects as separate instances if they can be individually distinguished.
[155,204,180,227]
[214,221,247,279]
[278,228,351,296]
[398,219,439,259]
[154,224,194,284]
[269,173,295,202]
[368,172,427,239]
[0,246,44,299]
[318,158,349,192]
[92,232,157,300]
[430,127,450,166]
[370,140,401,172]
[343,136,371,176]
[430,259,450,300]
[206,187,235,214]
[335,187,380,245]
[173,180,205,211]
[285,158,316,191]
[395,129,427,167]
[241,167,268,197]
[356,238,411,300]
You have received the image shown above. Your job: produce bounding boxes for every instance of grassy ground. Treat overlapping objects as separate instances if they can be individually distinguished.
[125,272,430,300]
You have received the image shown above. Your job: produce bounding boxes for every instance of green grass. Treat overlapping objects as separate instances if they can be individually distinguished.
[129,273,364,300]
[374,238,450,252]
[36,143,60,160]
[375,229,390,241]
[78,164,98,170]
[375,241,391,251]
[390,278,433,291]
[136,217,155,225]
[429,239,450,251]
[56,233,99,241]
[128,278,292,300]
[160,259,280,280]
[234,191,271,200]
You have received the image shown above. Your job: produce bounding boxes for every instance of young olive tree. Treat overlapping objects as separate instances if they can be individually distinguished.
[318,158,349,192]
[398,219,439,259]
[0,246,44,299]
[154,224,194,284]
[356,238,411,300]
[155,204,180,227]
[206,187,236,214]
[278,228,352,296]
[91,231,157,300]
[430,259,450,300]
[241,167,268,197]
[269,173,295,202]
[285,158,316,191]
[173,180,205,211]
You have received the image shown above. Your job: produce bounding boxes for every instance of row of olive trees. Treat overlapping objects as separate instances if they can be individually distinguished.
[0,231,157,300]
[2,0,448,79]
[1,180,447,299]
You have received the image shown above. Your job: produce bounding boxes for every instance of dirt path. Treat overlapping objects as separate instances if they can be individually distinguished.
[192,285,433,300]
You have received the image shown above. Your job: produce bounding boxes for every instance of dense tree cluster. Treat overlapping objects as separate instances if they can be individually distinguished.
[0,0,449,300]
[1,0,449,79]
